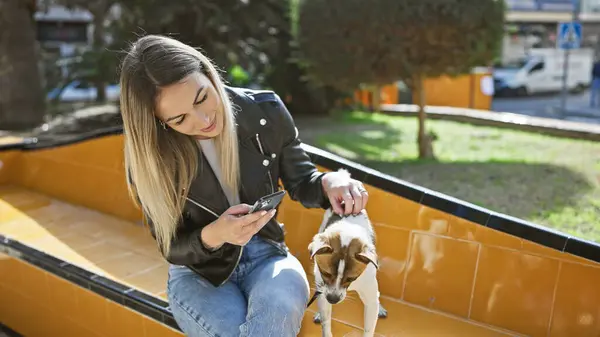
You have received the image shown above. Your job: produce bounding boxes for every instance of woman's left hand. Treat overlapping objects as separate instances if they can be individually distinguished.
[321,170,368,215]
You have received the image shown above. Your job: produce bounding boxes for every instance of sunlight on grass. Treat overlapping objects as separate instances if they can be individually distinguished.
[322,143,360,160]
[316,111,600,242]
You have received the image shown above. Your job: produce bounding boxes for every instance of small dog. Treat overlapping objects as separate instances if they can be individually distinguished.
[308,206,387,337]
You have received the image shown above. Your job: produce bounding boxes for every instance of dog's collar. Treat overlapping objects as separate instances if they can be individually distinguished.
[306,290,321,308]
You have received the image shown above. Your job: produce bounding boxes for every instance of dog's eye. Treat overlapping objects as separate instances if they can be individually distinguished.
[345,276,357,283]
[320,270,332,278]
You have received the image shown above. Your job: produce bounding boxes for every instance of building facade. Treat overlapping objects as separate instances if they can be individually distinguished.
[502,0,600,63]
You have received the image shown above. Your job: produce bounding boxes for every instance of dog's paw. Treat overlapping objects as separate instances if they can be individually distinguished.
[312,311,322,324]
[378,304,388,318]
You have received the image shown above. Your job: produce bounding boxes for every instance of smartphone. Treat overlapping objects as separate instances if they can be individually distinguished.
[248,190,286,214]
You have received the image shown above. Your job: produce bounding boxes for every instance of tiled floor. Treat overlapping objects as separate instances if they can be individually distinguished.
[0,185,519,336]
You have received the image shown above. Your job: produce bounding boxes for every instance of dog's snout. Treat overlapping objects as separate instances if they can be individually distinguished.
[326,293,342,304]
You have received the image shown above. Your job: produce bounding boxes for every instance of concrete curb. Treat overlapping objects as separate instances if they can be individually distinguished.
[381,104,600,142]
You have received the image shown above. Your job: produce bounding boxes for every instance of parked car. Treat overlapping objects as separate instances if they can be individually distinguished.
[493,48,593,97]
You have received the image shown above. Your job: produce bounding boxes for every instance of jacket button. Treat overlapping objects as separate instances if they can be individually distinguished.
[260,118,267,126]
[271,153,276,158]
[263,159,269,166]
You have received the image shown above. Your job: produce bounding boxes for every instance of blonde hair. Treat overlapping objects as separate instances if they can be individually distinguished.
[119,35,240,256]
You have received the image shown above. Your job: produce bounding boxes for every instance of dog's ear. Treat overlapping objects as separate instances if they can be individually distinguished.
[355,248,379,269]
[308,234,333,260]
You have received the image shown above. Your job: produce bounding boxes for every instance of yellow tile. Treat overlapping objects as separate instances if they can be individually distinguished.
[476,226,523,250]
[31,306,68,337]
[0,184,23,196]
[61,318,104,337]
[73,284,109,333]
[373,225,410,299]
[448,216,479,241]
[0,218,49,242]
[562,253,600,266]
[2,289,45,337]
[471,245,559,337]
[549,262,600,337]
[365,187,420,230]
[70,217,134,240]
[16,260,49,302]
[522,239,599,266]
[404,233,479,318]
[46,272,78,320]
[283,208,316,267]
[521,239,567,260]
[299,310,361,336]
[143,317,185,337]
[0,253,20,288]
[15,237,105,276]
[416,205,450,235]
[16,155,41,188]
[123,263,169,295]
[75,240,132,264]
[56,232,105,250]
[304,295,513,336]
[95,252,163,281]
[0,285,28,335]
[40,135,124,173]
[106,299,145,337]
[0,151,21,184]
[0,189,51,214]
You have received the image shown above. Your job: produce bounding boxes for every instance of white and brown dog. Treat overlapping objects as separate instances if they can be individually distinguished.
[308,207,387,337]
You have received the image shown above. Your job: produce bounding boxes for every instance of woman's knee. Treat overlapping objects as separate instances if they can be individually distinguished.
[167,269,247,337]
[251,280,309,330]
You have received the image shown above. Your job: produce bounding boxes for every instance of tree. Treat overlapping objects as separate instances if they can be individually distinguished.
[266,0,341,116]
[0,0,46,130]
[111,0,288,81]
[298,0,505,158]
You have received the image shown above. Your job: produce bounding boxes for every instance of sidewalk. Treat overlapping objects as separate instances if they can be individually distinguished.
[381,104,600,142]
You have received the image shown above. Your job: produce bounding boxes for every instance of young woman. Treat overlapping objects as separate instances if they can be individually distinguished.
[119,34,369,337]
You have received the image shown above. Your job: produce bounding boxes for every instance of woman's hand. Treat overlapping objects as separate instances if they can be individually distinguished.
[321,170,368,215]
[201,204,276,249]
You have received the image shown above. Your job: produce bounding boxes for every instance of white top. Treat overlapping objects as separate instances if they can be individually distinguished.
[198,139,240,206]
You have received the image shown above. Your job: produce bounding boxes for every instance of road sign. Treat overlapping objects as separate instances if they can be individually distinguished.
[557,21,582,49]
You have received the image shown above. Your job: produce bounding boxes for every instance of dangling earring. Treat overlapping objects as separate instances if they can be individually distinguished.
[159,120,167,130]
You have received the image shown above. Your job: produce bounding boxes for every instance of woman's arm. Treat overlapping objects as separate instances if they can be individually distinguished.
[145,211,226,265]
[128,174,225,265]
[265,94,331,210]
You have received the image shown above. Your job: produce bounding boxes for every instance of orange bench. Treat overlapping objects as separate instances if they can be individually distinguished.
[1,128,599,337]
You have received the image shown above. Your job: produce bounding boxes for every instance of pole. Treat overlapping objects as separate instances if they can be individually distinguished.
[560,0,581,115]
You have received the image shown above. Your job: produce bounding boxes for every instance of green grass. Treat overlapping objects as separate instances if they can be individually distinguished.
[316,111,600,243]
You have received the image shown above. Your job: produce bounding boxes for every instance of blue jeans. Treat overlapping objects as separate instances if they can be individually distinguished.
[166,235,310,337]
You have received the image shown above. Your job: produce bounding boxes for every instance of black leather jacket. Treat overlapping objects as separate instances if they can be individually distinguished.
[143,86,330,287]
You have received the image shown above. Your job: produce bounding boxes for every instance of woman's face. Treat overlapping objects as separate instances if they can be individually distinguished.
[155,71,223,139]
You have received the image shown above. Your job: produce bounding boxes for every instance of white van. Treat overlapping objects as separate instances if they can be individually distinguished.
[493,48,594,96]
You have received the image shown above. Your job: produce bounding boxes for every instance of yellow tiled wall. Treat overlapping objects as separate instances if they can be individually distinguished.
[1,135,599,336]
[0,253,182,337]
[280,181,600,337]
[1,136,142,223]
[0,151,19,185]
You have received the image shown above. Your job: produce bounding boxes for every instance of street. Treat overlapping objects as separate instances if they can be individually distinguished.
[491,89,600,124]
